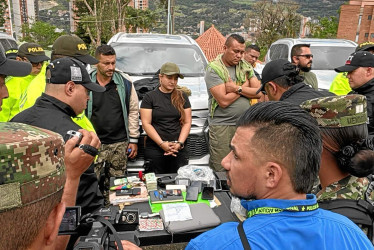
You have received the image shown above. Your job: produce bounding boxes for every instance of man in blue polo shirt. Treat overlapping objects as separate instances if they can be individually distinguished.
[187,101,372,249]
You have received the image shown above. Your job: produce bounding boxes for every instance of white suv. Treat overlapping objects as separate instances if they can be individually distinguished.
[265,38,357,90]
[108,33,210,170]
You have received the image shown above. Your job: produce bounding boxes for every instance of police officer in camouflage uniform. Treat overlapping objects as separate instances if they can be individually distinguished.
[0,122,100,250]
[301,94,374,236]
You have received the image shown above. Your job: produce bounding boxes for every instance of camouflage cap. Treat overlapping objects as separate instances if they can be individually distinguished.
[300,95,368,128]
[0,122,65,212]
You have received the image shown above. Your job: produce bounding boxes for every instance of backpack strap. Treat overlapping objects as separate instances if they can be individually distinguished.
[237,221,251,250]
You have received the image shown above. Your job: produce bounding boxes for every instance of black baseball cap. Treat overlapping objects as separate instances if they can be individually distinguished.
[17,43,50,63]
[0,44,31,76]
[52,35,99,65]
[46,57,105,92]
[256,59,297,94]
[356,42,374,52]
[5,47,18,59]
[334,51,374,73]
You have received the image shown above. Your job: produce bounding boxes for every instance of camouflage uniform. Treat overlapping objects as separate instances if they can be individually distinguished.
[95,141,129,205]
[316,175,371,201]
[0,122,65,212]
[301,94,373,235]
[300,94,368,128]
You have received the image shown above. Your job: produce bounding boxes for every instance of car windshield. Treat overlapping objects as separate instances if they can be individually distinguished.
[111,43,207,77]
[311,46,355,70]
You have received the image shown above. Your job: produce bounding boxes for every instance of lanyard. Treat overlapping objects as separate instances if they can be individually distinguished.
[247,203,319,218]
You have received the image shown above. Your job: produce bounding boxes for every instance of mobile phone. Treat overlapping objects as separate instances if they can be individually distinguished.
[220,180,230,192]
[202,186,214,200]
[190,181,203,193]
[64,130,82,145]
[186,186,199,201]
[58,206,81,235]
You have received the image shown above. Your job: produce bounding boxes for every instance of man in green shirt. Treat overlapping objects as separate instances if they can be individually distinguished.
[291,44,318,89]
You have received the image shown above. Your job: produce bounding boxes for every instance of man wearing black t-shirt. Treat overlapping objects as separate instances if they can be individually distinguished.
[88,45,140,204]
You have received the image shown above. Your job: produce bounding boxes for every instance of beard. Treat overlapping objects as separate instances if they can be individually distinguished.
[299,65,312,72]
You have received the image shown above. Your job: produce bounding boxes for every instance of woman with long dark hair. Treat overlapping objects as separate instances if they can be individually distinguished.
[140,62,192,173]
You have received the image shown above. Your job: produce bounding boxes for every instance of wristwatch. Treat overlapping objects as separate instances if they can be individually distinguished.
[237,86,243,95]
[176,141,184,149]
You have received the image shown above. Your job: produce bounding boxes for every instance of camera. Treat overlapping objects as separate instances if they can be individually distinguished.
[64,130,83,145]
[59,206,81,235]
[62,206,140,249]
[73,221,109,250]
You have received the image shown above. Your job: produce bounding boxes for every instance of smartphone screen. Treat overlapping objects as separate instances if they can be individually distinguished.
[202,186,214,200]
[58,206,81,235]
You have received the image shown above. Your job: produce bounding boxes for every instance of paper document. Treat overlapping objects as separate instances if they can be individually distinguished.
[162,203,192,222]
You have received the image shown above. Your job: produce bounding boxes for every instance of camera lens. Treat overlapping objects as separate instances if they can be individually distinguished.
[126,213,137,224]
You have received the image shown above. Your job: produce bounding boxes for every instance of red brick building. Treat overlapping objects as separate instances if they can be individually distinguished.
[337,0,374,43]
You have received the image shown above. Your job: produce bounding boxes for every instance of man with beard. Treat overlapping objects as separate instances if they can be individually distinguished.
[186,101,372,250]
[291,44,318,89]
[257,59,333,105]
[88,44,140,204]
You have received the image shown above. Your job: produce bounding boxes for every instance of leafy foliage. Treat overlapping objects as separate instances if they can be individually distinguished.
[0,0,8,28]
[20,21,65,49]
[306,16,339,39]
[244,0,302,55]
[74,0,158,47]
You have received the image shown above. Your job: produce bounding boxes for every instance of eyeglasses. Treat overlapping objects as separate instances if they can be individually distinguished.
[296,54,313,59]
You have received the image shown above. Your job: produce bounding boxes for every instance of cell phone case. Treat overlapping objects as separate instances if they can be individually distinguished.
[186,186,199,201]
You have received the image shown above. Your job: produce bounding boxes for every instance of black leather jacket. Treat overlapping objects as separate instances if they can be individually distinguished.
[12,93,104,215]
[350,78,374,135]
[280,83,334,105]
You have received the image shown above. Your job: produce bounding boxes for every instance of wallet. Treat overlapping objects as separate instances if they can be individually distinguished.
[159,203,221,234]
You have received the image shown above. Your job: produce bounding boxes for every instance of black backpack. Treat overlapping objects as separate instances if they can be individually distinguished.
[134,70,160,101]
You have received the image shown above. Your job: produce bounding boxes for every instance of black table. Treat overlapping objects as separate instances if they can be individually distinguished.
[112,173,238,246]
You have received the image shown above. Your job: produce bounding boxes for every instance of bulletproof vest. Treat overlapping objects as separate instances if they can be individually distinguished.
[318,179,374,242]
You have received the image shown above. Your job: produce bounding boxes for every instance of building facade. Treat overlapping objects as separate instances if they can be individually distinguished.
[11,0,38,39]
[337,0,374,43]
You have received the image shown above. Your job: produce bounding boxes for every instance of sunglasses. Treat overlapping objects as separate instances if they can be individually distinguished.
[31,61,43,67]
[296,54,313,59]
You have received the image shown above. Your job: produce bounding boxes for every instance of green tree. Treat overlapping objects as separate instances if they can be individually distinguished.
[74,0,158,47]
[306,16,338,38]
[0,0,8,28]
[244,0,302,57]
[20,21,65,49]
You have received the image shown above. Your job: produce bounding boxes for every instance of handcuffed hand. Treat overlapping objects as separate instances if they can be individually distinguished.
[64,129,101,180]
[160,141,178,157]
